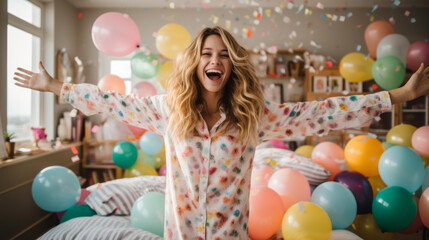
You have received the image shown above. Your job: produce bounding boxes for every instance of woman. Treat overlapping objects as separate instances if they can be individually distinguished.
[14,26,429,239]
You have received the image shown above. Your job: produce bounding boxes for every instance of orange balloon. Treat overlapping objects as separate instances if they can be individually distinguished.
[364,20,394,59]
[344,135,384,177]
[268,168,311,211]
[251,165,274,190]
[249,187,285,240]
[368,175,387,199]
[353,214,394,240]
[311,142,345,179]
[98,74,126,95]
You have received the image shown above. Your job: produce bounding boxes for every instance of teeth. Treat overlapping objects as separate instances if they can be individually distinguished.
[206,69,222,74]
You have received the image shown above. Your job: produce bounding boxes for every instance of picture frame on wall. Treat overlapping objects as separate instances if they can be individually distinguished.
[345,81,363,93]
[263,83,284,103]
[313,76,327,93]
[328,76,343,93]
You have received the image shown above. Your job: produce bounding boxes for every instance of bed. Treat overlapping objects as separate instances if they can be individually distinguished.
[37,147,333,239]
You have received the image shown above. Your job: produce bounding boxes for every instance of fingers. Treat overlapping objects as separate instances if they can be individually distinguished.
[14,82,30,89]
[39,61,46,72]
[416,63,424,74]
[14,72,31,80]
[16,67,34,76]
[13,77,28,85]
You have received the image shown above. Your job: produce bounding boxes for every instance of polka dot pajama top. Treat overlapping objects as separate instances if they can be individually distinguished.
[61,83,391,239]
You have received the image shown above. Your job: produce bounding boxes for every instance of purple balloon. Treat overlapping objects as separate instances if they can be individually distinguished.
[406,40,429,71]
[334,170,373,214]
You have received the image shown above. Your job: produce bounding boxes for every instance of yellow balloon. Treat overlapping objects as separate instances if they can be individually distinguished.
[124,161,158,178]
[386,124,417,147]
[282,202,331,240]
[157,61,174,88]
[339,52,374,83]
[353,214,394,240]
[295,145,314,158]
[156,24,191,60]
[368,175,387,199]
[155,145,166,169]
[344,135,384,177]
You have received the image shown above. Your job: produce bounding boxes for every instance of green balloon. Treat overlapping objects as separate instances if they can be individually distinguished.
[112,141,138,169]
[131,192,165,237]
[372,56,405,90]
[60,204,96,223]
[372,186,416,232]
[131,52,160,79]
[382,142,396,150]
[137,150,157,169]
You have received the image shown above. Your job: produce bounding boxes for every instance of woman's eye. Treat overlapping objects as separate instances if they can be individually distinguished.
[202,53,211,56]
[221,55,229,58]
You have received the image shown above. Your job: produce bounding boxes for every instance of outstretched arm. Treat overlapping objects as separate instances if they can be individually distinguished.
[13,61,63,95]
[389,63,429,105]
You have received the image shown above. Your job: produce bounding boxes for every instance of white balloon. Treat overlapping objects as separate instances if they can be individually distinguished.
[376,33,410,64]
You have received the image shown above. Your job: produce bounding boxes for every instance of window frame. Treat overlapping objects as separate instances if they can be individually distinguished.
[6,0,45,142]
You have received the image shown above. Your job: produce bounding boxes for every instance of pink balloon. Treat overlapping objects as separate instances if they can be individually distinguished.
[268,139,290,150]
[92,12,140,57]
[312,141,345,180]
[126,124,147,139]
[158,164,167,176]
[419,188,429,228]
[132,81,157,97]
[251,165,274,190]
[56,189,91,220]
[268,168,311,211]
[98,75,126,95]
[406,40,429,71]
[412,126,429,157]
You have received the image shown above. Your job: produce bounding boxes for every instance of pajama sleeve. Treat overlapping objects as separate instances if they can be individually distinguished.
[258,91,392,141]
[60,83,168,136]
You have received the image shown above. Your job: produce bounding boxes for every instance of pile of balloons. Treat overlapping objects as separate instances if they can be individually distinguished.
[32,166,96,223]
[111,130,166,177]
[249,124,429,240]
[340,20,429,90]
[91,12,191,94]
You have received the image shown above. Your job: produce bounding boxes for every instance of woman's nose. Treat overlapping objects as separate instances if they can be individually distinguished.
[210,55,220,64]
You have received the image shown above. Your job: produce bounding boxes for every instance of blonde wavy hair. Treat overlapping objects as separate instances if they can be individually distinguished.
[166,26,265,144]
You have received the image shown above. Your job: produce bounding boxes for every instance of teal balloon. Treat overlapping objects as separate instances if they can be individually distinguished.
[32,166,81,212]
[382,142,396,150]
[139,131,163,155]
[372,56,405,90]
[112,141,138,169]
[131,192,165,237]
[311,182,357,229]
[60,204,96,223]
[379,145,424,192]
[131,52,160,79]
[137,150,157,169]
[372,186,417,232]
[422,166,429,192]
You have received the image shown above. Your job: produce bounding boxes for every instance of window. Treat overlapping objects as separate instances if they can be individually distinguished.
[7,0,44,141]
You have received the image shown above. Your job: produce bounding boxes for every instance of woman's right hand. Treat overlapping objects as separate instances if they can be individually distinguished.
[13,61,63,96]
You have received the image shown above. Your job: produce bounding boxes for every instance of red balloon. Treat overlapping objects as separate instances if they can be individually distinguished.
[406,40,429,71]
[364,20,394,59]
[126,124,147,139]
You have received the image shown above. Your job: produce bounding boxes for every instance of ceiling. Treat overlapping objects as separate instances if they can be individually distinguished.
[66,0,429,9]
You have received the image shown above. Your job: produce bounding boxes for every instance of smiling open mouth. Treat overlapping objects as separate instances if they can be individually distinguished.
[205,70,222,80]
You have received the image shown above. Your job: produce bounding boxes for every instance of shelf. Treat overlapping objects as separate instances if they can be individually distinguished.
[402,109,426,113]
[83,164,117,169]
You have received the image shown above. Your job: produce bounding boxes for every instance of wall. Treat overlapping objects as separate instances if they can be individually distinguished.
[74,6,429,85]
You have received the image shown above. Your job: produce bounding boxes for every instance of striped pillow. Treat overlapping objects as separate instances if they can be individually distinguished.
[254,147,331,185]
[38,215,162,240]
[85,176,165,216]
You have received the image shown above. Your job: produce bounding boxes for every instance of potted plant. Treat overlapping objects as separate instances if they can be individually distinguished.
[3,130,16,158]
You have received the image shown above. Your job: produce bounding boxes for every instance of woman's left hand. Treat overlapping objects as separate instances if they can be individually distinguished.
[389,63,429,104]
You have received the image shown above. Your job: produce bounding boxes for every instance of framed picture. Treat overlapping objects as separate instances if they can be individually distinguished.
[345,81,363,93]
[313,76,327,93]
[328,76,343,93]
[263,83,284,103]
[0,118,7,160]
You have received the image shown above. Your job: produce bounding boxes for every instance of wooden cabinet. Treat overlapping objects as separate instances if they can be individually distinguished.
[304,67,429,145]
[81,139,122,185]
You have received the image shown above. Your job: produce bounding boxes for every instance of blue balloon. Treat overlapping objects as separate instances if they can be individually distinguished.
[32,166,81,212]
[379,145,424,192]
[112,141,138,169]
[311,181,357,229]
[422,166,429,192]
[131,192,165,237]
[139,131,163,155]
